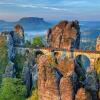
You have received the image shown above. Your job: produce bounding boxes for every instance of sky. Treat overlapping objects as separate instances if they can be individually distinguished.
[0,0,100,21]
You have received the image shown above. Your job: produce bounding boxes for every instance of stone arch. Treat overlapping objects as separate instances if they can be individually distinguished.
[50,50,61,58]
[34,50,44,58]
[61,51,67,59]
[51,51,61,64]
[75,54,90,70]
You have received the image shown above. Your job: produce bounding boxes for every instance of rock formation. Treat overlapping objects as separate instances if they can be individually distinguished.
[1,31,15,61]
[38,55,61,100]
[98,90,100,99]
[3,61,16,78]
[84,66,99,100]
[10,24,25,46]
[96,36,100,51]
[1,24,25,60]
[38,20,99,100]
[22,61,31,96]
[22,49,38,96]
[60,76,74,100]
[75,88,92,100]
[38,54,100,100]
[46,20,80,50]
[38,54,78,100]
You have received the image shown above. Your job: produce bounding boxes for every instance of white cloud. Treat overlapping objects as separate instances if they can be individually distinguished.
[17,4,68,11]
[18,4,37,8]
[0,2,68,11]
[0,2,15,5]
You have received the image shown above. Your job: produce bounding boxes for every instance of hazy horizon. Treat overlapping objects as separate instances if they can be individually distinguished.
[0,17,100,23]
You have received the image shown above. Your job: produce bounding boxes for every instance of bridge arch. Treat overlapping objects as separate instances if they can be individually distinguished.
[34,50,44,58]
[75,54,90,70]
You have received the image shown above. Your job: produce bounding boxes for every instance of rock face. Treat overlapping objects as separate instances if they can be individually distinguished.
[75,88,92,100]
[38,55,60,100]
[22,50,37,96]
[84,67,99,100]
[98,90,100,100]
[38,55,77,100]
[1,31,15,61]
[60,76,74,100]
[31,64,38,88]
[1,24,25,60]
[96,36,100,51]
[3,61,16,78]
[38,54,99,100]
[46,20,80,50]
[10,24,25,46]
[22,61,31,96]
[1,24,25,47]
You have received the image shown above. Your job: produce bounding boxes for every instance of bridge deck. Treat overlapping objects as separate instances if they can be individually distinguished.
[14,46,100,54]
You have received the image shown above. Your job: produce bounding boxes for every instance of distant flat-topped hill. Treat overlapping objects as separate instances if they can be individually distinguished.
[0,17,52,31]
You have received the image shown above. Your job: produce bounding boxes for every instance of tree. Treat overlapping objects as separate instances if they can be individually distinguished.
[0,37,8,83]
[0,78,27,100]
[95,58,100,73]
[95,58,100,80]
[32,36,44,47]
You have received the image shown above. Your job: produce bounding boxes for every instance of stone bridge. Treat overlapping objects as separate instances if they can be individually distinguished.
[15,47,100,66]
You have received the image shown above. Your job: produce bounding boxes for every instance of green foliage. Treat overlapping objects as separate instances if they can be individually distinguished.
[0,78,27,100]
[13,53,26,78]
[95,58,100,80]
[25,40,31,47]
[32,36,44,47]
[78,60,84,67]
[0,37,8,74]
[0,37,8,84]
[95,58,100,71]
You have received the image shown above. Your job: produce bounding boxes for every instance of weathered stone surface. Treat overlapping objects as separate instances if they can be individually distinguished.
[10,24,25,46]
[3,61,16,78]
[38,54,79,100]
[75,88,92,100]
[57,58,75,76]
[46,20,80,50]
[1,31,15,61]
[7,33,15,60]
[22,61,31,96]
[84,67,99,100]
[74,59,86,81]
[21,50,38,96]
[0,24,25,61]
[3,62,16,78]
[31,64,38,88]
[98,90,100,100]
[37,53,100,100]
[60,76,74,100]
[38,55,60,100]
[96,36,100,51]
[85,69,99,92]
